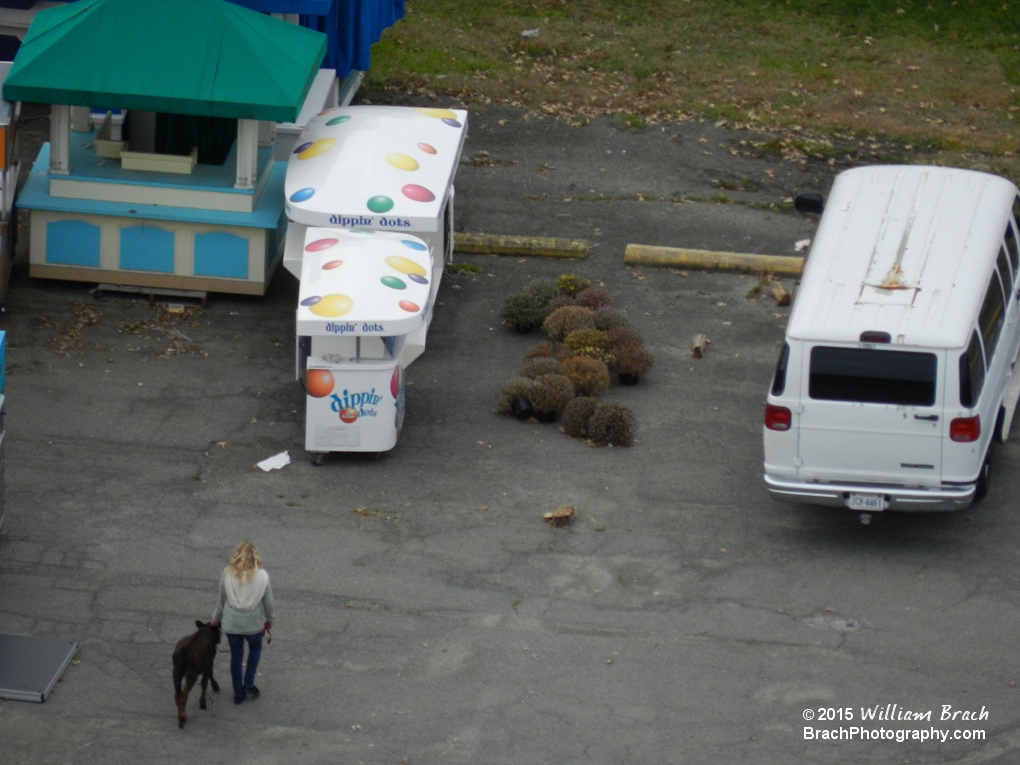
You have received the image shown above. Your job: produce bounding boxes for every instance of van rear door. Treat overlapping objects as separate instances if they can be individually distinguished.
[797,345,946,485]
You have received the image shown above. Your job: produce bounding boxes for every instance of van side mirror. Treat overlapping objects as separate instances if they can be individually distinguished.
[794,192,825,214]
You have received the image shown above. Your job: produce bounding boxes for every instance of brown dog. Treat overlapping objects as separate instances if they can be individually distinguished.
[172,620,221,728]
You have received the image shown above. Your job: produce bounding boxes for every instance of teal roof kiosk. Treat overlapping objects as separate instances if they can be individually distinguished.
[5,0,329,297]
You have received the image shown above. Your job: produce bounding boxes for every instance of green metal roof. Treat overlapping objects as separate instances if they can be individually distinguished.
[2,0,327,122]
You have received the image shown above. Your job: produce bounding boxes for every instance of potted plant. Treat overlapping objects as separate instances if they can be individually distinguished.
[593,307,629,331]
[588,402,636,446]
[522,356,564,379]
[562,396,598,439]
[542,305,596,342]
[575,286,613,311]
[612,341,654,385]
[562,357,611,397]
[527,374,575,423]
[500,292,547,333]
[563,328,611,359]
[496,377,537,420]
[523,341,555,361]
[557,273,592,296]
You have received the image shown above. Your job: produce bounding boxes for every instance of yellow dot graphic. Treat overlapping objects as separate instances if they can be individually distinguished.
[386,153,420,171]
[416,108,457,120]
[385,255,427,277]
[309,293,353,317]
[297,138,336,160]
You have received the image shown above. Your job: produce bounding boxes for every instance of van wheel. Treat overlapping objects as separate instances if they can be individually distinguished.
[974,457,992,502]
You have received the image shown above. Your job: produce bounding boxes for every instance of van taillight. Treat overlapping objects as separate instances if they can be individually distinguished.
[765,404,792,431]
[950,415,980,442]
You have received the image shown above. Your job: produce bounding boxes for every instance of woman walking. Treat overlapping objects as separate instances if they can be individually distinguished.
[210,541,275,705]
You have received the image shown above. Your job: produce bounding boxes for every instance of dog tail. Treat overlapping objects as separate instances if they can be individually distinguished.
[172,647,186,695]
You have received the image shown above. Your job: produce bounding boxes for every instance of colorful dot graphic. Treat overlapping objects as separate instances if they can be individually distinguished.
[300,295,321,306]
[401,239,428,251]
[417,142,437,154]
[416,108,458,120]
[441,118,462,128]
[306,369,335,398]
[309,294,353,317]
[289,187,315,202]
[386,153,420,171]
[399,300,420,312]
[380,275,407,290]
[305,238,338,252]
[408,273,429,285]
[293,141,313,155]
[326,115,351,126]
[322,260,343,270]
[385,255,427,277]
[297,138,336,160]
[367,195,394,213]
[402,184,435,203]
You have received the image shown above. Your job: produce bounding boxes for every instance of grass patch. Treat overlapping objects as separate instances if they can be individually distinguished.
[365,0,1020,175]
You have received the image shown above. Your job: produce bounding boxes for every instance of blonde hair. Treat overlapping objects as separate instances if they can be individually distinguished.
[225,541,262,584]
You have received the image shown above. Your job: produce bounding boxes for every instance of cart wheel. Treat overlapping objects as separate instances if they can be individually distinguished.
[311,453,325,467]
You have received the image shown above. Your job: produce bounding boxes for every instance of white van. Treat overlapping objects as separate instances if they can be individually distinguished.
[763,165,1020,519]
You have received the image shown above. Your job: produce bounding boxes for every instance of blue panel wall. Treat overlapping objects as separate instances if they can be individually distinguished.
[46,219,100,267]
[120,225,174,273]
[194,232,249,279]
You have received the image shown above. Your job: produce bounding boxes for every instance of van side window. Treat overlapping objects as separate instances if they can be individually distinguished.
[809,346,937,406]
[997,246,1013,292]
[959,330,986,407]
[1006,220,1020,277]
[771,342,790,396]
[978,272,1006,362]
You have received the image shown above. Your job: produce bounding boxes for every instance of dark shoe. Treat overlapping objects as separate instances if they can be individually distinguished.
[234,694,246,705]
[244,685,260,699]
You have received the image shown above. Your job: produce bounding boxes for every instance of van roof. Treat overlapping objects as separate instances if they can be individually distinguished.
[787,165,1019,349]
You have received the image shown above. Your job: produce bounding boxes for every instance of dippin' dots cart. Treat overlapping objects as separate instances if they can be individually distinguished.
[297,228,432,462]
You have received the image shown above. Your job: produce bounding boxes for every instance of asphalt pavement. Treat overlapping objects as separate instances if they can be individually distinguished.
[1,100,1019,765]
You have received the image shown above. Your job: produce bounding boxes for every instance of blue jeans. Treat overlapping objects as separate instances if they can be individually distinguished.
[226,631,263,697]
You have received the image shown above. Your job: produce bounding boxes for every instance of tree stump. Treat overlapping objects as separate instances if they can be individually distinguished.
[690,334,710,358]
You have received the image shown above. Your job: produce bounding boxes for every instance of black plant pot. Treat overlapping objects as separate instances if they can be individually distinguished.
[535,409,557,423]
[511,397,534,420]
[619,372,640,386]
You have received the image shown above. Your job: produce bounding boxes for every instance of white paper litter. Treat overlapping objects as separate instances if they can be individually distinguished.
[795,239,811,253]
[257,451,291,472]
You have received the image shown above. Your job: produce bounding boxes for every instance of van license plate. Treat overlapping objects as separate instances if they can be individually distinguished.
[847,493,887,511]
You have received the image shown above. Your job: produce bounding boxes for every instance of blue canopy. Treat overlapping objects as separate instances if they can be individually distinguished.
[226,0,403,77]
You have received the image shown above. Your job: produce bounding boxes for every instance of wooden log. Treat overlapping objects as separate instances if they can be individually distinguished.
[770,280,791,306]
[690,334,710,358]
[543,505,574,527]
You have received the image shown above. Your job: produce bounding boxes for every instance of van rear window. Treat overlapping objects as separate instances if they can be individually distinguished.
[809,347,937,406]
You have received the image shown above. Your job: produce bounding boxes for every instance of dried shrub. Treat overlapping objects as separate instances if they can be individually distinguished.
[564,327,609,356]
[562,396,598,439]
[521,356,564,379]
[527,374,575,414]
[575,286,613,311]
[500,293,546,332]
[542,305,596,342]
[527,279,562,307]
[605,325,643,349]
[588,402,636,447]
[613,341,655,376]
[523,341,555,361]
[495,377,536,416]
[562,356,611,396]
[557,273,592,296]
[543,294,577,318]
[593,308,629,331]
